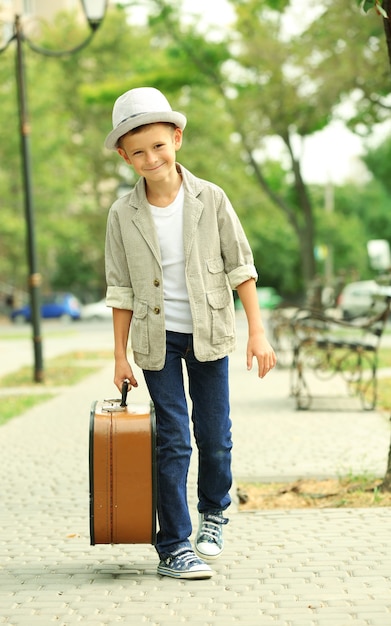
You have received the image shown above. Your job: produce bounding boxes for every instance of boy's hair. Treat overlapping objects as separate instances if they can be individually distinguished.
[118,122,178,149]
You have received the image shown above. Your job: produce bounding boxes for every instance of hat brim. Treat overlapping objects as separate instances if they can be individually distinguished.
[104,111,187,150]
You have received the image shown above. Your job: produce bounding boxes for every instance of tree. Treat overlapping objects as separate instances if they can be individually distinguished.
[143,0,317,289]
[142,0,388,295]
[1,8,159,300]
[358,0,391,67]
[1,1,389,303]
[358,1,391,492]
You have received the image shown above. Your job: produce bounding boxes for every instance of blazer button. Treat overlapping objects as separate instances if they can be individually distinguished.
[154,306,160,315]
[153,279,160,287]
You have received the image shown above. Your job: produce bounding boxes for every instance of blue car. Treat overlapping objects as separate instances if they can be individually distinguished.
[10,293,81,323]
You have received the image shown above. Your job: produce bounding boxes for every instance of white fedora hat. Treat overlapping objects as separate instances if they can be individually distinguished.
[104,87,187,150]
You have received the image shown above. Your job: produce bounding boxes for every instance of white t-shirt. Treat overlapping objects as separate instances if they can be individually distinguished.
[149,185,193,333]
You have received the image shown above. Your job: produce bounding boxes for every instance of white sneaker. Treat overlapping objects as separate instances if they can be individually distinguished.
[195,512,228,561]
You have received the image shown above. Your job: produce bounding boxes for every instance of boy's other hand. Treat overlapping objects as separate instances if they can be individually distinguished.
[246,334,277,378]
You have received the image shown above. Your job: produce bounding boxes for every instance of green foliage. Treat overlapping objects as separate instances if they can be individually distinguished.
[1,9,138,299]
[363,135,391,195]
[0,0,390,307]
[334,177,391,254]
[357,0,388,17]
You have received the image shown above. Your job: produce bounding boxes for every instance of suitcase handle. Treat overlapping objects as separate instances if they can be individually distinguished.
[120,380,129,407]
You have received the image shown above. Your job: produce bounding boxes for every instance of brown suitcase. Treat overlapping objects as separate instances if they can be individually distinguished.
[89,384,157,545]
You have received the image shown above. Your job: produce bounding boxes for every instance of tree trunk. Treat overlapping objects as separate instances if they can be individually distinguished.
[382,0,391,69]
[298,229,317,291]
[243,143,317,289]
[380,431,391,491]
[378,91,391,490]
[283,133,317,289]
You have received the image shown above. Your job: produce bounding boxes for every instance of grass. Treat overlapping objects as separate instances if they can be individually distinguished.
[238,349,391,510]
[238,370,391,511]
[377,347,391,369]
[0,350,112,388]
[0,350,112,426]
[309,346,391,373]
[238,474,391,510]
[238,369,391,509]
[377,377,391,413]
[0,394,55,427]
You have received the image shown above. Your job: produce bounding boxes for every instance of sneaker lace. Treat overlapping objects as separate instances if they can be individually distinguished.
[199,513,228,543]
[168,548,200,567]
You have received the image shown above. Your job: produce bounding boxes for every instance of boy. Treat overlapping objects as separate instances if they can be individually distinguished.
[104,87,276,579]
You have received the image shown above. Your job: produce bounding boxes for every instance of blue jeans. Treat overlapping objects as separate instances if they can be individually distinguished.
[143,331,232,558]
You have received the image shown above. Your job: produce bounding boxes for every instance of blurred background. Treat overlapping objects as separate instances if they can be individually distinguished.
[1,0,391,323]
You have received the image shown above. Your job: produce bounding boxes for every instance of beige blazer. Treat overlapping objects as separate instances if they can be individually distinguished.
[105,165,257,370]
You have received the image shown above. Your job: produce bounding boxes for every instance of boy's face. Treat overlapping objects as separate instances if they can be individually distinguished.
[117,123,182,181]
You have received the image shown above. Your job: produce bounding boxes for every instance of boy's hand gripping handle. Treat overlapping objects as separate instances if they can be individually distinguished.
[120,380,129,407]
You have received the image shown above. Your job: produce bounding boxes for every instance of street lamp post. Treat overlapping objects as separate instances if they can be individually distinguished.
[0,1,107,382]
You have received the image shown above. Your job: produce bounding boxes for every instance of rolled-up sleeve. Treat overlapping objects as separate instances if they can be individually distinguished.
[106,285,133,310]
[105,205,134,311]
[227,265,258,290]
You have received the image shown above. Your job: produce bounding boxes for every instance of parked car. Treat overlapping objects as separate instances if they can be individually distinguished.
[81,299,112,321]
[10,293,81,323]
[337,280,391,319]
[235,286,283,310]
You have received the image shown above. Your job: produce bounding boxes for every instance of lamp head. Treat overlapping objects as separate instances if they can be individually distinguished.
[80,0,107,30]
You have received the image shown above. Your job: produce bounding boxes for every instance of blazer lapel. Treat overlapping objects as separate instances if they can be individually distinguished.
[183,193,204,260]
[130,180,162,265]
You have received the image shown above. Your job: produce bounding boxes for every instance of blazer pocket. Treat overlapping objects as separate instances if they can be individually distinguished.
[207,288,234,344]
[131,300,149,355]
[207,257,225,274]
